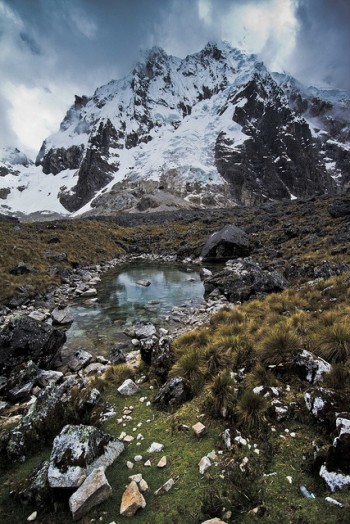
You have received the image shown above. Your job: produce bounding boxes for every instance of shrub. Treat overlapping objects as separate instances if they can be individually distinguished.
[104,363,132,384]
[205,370,236,419]
[204,345,232,377]
[259,325,301,366]
[170,347,206,394]
[245,363,278,388]
[318,323,350,363]
[235,390,268,434]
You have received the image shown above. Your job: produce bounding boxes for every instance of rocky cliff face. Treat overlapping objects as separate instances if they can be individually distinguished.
[1,42,349,216]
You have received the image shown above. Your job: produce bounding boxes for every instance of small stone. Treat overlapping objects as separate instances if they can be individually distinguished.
[27,512,37,521]
[286,476,293,484]
[123,435,134,443]
[134,455,143,462]
[325,496,343,507]
[128,474,142,483]
[147,442,164,453]
[120,481,146,517]
[192,422,206,437]
[207,450,217,461]
[154,478,175,496]
[126,461,134,470]
[157,456,167,468]
[199,456,212,474]
[144,460,151,467]
[136,280,151,287]
[139,479,149,492]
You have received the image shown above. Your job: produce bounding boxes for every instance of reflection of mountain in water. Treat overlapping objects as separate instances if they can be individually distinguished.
[65,263,204,354]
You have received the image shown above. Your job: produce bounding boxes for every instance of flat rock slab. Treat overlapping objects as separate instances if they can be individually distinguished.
[51,307,74,325]
[120,480,146,517]
[192,422,206,437]
[68,349,93,372]
[48,424,124,489]
[69,467,112,521]
[134,322,157,339]
[154,478,174,496]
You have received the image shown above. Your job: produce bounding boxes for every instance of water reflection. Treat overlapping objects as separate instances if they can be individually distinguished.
[64,262,204,355]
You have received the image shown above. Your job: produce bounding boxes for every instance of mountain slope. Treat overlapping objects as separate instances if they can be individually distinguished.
[1,42,349,217]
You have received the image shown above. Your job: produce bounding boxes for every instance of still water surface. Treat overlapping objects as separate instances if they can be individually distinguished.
[64,262,204,354]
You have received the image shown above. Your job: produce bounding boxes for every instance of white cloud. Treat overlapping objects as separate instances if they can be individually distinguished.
[198,0,212,25]
[1,81,76,157]
[69,7,98,39]
[220,0,298,69]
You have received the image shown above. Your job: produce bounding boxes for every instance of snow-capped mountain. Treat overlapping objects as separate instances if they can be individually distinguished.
[1,42,349,217]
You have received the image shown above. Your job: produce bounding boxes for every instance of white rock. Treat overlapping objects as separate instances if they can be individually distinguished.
[27,512,37,521]
[192,422,206,437]
[199,456,212,474]
[320,464,350,492]
[69,467,112,521]
[147,442,164,453]
[154,478,175,495]
[118,379,140,396]
[120,480,146,517]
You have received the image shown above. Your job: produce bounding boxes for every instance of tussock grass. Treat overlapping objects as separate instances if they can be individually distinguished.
[235,390,268,434]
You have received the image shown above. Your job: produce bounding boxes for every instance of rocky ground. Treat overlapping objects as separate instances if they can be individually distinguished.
[1,195,350,522]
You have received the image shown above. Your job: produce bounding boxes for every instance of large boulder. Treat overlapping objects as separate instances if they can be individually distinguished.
[294,350,331,384]
[3,379,101,462]
[0,316,66,375]
[48,425,124,489]
[204,258,287,303]
[151,337,175,381]
[201,224,251,262]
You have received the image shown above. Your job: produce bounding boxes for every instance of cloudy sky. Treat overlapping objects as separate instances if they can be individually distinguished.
[1,0,349,157]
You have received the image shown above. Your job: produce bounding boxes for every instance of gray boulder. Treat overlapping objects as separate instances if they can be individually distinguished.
[134,322,157,339]
[117,379,140,396]
[151,337,175,381]
[204,258,287,303]
[48,425,124,488]
[0,316,66,375]
[51,306,74,325]
[201,224,251,261]
[68,349,93,372]
[69,466,112,520]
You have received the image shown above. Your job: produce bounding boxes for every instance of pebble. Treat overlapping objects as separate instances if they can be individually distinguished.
[27,512,37,522]
[134,455,143,462]
[144,460,151,467]
[126,461,134,470]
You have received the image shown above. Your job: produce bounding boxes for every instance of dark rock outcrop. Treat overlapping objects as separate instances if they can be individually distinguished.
[204,258,287,303]
[0,316,66,375]
[201,224,251,261]
[329,200,350,218]
[154,376,193,408]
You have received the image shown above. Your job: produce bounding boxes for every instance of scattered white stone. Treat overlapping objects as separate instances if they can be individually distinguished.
[147,442,164,453]
[199,456,212,474]
[254,449,260,455]
[207,450,217,461]
[144,460,151,467]
[325,496,343,507]
[239,457,249,472]
[139,397,146,403]
[154,478,175,496]
[123,435,134,443]
[235,436,247,446]
[146,401,151,406]
[139,479,149,492]
[128,474,142,483]
[27,512,37,521]
[286,476,293,484]
[290,432,296,438]
[157,456,167,468]
[134,455,143,462]
[336,417,350,436]
[126,461,134,470]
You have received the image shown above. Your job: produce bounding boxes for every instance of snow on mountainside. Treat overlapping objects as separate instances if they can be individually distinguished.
[1,42,349,217]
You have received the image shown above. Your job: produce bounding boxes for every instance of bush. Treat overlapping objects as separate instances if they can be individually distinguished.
[259,325,301,366]
[235,390,268,434]
[205,370,236,419]
[318,323,350,363]
[323,363,350,389]
[170,347,206,394]
[245,363,278,388]
[204,345,232,377]
[104,363,132,384]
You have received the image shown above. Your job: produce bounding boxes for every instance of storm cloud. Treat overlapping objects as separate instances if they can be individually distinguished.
[0,0,348,156]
